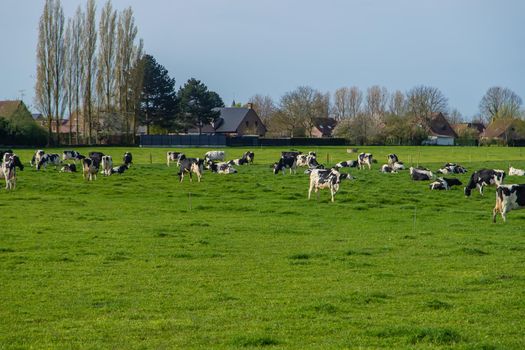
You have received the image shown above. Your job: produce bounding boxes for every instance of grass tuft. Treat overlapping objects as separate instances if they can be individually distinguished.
[461,247,489,256]
[425,299,453,310]
[409,328,462,345]
[232,335,280,347]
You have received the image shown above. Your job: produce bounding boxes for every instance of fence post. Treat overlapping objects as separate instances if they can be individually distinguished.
[150,153,152,164]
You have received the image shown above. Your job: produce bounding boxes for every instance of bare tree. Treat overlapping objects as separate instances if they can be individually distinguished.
[96,0,117,142]
[333,87,351,120]
[64,18,74,144]
[446,108,463,125]
[247,94,276,126]
[71,7,84,144]
[348,86,363,118]
[81,0,97,144]
[479,86,523,122]
[407,85,448,122]
[366,85,388,121]
[50,0,66,145]
[389,90,406,116]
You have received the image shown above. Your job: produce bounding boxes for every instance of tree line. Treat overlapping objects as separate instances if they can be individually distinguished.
[247,85,523,145]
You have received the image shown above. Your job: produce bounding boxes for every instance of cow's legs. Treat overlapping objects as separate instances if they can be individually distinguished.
[479,184,484,196]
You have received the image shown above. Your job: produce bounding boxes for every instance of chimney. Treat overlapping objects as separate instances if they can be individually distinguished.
[247,103,253,110]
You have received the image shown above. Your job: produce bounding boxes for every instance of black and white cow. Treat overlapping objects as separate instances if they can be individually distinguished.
[1,154,18,190]
[334,160,358,169]
[241,151,255,164]
[101,155,113,176]
[429,177,463,190]
[281,151,302,158]
[123,152,133,167]
[387,154,399,166]
[228,158,247,166]
[464,169,505,196]
[437,163,467,174]
[392,162,405,171]
[493,184,525,222]
[508,166,525,176]
[1,151,23,171]
[62,150,85,162]
[30,149,45,167]
[110,164,129,175]
[88,152,104,168]
[177,154,204,182]
[0,149,13,162]
[273,155,297,175]
[167,151,182,167]
[82,158,99,181]
[358,152,373,170]
[37,153,61,170]
[410,167,433,181]
[204,150,225,163]
[381,164,396,173]
[207,161,237,174]
[308,168,350,202]
[60,164,77,173]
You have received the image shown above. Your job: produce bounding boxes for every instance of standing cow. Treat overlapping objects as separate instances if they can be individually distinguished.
[464,169,505,196]
[308,168,350,202]
[358,153,373,170]
[167,151,182,167]
[101,155,113,176]
[493,184,525,222]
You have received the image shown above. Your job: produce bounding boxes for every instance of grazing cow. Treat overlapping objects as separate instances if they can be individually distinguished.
[37,153,61,170]
[410,167,433,181]
[88,152,104,167]
[228,158,247,166]
[509,166,525,176]
[30,149,45,167]
[101,155,113,176]
[177,154,204,182]
[387,154,399,166]
[110,164,129,175]
[1,154,17,190]
[82,158,99,181]
[493,184,525,222]
[123,152,133,167]
[166,151,182,167]
[334,160,358,169]
[464,169,505,196]
[308,168,350,202]
[62,150,85,162]
[437,162,467,174]
[381,164,396,173]
[358,152,373,170]
[208,161,237,174]
[281,151,302,158]
[60,164,77,173]
[429,177,463,190]
[241,151,255,164]
[273,156,297,175]
[204,150,225,163]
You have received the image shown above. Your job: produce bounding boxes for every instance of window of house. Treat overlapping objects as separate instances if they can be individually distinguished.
[255,121,258,127]
[245,121,249,127]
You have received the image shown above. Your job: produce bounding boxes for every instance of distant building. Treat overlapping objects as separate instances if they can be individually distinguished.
[188,105,267,136]
[452,122,485,139]
[0,100,34,123]
[481,118,525,143]
[422,112,457,145]
[310,117,337,138]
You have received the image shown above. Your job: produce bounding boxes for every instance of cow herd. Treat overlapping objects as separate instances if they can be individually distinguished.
[1,147,525,222]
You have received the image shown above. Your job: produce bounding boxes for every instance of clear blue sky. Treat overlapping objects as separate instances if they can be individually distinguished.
[1,0,524,118]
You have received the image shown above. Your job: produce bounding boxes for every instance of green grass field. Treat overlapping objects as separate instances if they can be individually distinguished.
[1,146,525,349]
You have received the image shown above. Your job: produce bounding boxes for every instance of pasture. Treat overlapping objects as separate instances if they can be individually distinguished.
[1,146,525,349]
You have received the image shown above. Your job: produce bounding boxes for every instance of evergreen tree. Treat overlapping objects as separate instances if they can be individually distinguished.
[178,78,224,133]
[138,54,178,134]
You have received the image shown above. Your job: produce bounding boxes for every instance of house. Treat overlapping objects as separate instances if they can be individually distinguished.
[481,118,525,144]
[0,100,34,124]
[189,104,267,136]
[452,122,485,138]
[422,112,457,145]
[311,117,337,138]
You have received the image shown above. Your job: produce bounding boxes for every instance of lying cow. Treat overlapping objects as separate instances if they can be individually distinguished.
[241,151,254,164]
[204,150,225,163]
[273,155,297,175]
[334,160,358,169]
[392,162,405,171]
[381,164,396,173]
[228,158,247,166]
[167,151,182,167]
[208,161,237,174]
[123,152,133,167]
[387,154,399,166]
[410,167,433,181]
[308,168,350,202]
[358,152,373,170]
[37,153,61,170]
[509,166,525,176]
[177,154,204,182]
[429,177,463,190]
[464,169,505,196]
[30,149,45,167]
[62,150,85,162]
[60,164,77,173]
[101,155,113,176]
[437,162,467,174]
[82,158,99,181]
[493,184,525,222]
[111,164,129,175]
